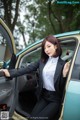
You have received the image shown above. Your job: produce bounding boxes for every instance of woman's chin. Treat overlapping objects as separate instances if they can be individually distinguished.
[49,55,52,57]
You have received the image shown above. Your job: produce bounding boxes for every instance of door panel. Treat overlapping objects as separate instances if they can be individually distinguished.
[0,81,12,102]
[0,18,16,118]
[63,80,80,120]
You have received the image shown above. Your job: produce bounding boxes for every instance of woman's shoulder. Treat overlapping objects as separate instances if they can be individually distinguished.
[39,59,45,65]
[58,57,66,65]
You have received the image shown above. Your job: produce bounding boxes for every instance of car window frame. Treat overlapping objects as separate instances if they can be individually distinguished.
[16,37,78,69]
[0,19,16,54]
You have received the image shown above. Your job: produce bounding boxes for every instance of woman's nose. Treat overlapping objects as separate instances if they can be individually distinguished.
[45,48,49,52]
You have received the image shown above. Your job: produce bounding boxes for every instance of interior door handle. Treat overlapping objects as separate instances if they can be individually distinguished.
[0,88,12,102]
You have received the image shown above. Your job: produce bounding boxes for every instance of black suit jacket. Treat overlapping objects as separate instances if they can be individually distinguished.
[9,57,66,100]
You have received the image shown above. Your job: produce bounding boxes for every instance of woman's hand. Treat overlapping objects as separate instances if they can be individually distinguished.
[0,69,10,77]
[63,61,70,78]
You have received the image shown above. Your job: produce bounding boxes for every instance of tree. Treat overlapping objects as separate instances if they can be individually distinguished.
[0,0,20,33]
[1,0,80,48]
[48,0,80,32]
[24,0,54,43]
[0,0,28,48]
[24,0,80,43]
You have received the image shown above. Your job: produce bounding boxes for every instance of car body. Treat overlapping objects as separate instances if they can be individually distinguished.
[0,18,80,120]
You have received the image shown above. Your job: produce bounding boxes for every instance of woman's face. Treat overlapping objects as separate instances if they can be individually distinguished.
[44,41,57,57]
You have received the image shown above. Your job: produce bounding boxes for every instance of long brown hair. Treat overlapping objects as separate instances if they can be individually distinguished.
[41,35,62,63]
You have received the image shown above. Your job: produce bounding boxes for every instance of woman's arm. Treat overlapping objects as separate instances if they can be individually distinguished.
[0,69,10,77]
[62,61,70,77]
[0,60,40,78]
[59,61,70,94]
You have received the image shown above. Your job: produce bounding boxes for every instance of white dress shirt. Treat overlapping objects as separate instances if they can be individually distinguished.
[42,57,59,91]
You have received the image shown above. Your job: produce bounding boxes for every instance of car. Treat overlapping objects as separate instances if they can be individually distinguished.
[0,18,80,120]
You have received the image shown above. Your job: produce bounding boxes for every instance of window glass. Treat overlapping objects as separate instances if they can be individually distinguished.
[0,32,11,68]
[74,47,80,65]
[0,33,6,61]
[71,46,80,80]
[21,47,41,67]
[21,38,76,67]
[61,39,76,61]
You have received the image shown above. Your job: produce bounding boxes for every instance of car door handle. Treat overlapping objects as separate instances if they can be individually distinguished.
[0,88,12,102]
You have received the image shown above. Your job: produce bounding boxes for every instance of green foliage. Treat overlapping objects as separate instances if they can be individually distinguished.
[1,0,80,48]
[25,1,80,44]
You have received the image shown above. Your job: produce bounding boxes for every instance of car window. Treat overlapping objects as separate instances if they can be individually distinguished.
[0,32,12,60]
[21,47,41,67]
[20,38,76,68]
[61,39,76,61]
[71,46,80,80]
[0,31,12,68]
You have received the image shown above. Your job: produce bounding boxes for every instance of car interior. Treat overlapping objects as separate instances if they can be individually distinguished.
[15,38,77,119]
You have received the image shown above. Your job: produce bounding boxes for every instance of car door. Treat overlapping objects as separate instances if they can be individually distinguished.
[0,18,17,119]
[62,41,80,120]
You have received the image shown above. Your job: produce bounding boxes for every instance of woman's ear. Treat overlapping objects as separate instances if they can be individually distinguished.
[54,45,57,51]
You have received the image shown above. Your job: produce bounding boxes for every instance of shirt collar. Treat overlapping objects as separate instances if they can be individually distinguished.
[48,56,59,63]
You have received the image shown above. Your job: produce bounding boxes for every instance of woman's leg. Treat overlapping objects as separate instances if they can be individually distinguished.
[30,99,60,120]
[37,101,60,120]
[31,98,48,116]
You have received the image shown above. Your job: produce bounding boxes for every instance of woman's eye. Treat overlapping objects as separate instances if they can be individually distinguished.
[47,45,51,48]
[44,45,51,49]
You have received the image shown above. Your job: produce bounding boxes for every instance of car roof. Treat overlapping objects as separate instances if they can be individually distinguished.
[54,30,80,37]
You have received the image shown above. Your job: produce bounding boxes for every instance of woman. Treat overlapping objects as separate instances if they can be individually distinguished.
[1,35,70,120]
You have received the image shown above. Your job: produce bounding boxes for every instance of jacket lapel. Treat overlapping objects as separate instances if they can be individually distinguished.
[40,61,45,79]
[54,58,64,84]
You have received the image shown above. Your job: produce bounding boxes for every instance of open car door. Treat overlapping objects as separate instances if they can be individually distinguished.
[0,18,17,119]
